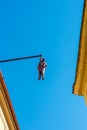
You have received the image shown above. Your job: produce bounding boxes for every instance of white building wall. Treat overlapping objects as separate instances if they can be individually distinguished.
[0,106,9,130]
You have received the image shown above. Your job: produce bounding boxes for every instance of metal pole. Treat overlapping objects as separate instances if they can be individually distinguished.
[0,55,42,63]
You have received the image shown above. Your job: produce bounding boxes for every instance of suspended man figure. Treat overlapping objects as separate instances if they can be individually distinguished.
[37,57,47,80]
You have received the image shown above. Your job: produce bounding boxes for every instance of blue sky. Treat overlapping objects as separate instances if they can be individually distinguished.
[0,0,87,130]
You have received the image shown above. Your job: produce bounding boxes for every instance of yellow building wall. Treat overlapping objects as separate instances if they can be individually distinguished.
[73,0,87,104]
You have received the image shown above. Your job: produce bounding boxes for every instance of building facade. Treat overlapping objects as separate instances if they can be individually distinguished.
[73,0,87,104]
[0,72,19,130]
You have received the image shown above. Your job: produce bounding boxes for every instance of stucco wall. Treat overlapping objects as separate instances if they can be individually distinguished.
[73,0,87,96]
[0,106,9,130]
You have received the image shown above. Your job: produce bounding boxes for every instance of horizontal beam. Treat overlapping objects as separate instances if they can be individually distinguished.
[0,55,42,63]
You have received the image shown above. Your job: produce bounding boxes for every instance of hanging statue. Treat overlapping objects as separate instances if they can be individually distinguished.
[37,57,47,80]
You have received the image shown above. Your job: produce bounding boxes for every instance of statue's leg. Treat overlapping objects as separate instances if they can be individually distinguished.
[38,71,41,80]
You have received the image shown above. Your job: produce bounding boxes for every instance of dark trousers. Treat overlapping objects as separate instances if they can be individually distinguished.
[38,71,44,80]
